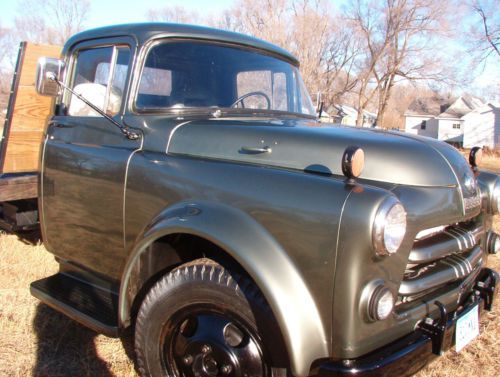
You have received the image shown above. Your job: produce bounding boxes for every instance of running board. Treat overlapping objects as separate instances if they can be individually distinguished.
[30,273,119,336]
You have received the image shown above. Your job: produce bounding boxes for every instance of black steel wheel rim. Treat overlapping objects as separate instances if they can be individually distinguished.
[160,304,269,377]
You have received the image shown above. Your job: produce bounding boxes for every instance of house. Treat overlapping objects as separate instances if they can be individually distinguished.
[404,95,484,146]
[462,102,500,149]
[329,104,377,128]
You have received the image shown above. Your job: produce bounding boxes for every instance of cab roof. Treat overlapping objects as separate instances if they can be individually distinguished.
[63,22,299,66]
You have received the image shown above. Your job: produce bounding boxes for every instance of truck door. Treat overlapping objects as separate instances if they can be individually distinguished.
[41,37,140,280]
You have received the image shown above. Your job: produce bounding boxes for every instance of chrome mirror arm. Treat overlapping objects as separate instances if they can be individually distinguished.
[47,73,140,140]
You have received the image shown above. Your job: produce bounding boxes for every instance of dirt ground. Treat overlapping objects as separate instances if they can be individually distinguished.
[0,157,498,377]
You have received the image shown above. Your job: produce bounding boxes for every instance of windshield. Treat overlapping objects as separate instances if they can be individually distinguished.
[136,40,315,116]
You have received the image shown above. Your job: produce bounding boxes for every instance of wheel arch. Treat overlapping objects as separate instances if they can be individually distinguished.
[120,200,328,376]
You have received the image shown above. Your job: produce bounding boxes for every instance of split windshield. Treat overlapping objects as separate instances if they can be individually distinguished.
[136,40,315,116]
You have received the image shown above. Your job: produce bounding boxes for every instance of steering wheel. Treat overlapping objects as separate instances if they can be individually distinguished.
[231,91,271,109]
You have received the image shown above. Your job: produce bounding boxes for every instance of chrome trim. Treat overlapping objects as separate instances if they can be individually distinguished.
[399,246,483,296]
[492,180,500,214]
[165,120,193,153]
[415,225,446,241]
[409,223,484,264]
[122,132,144,250]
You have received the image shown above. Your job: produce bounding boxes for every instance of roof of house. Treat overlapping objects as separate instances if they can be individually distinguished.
[462,102,500,118]
[330,104,377,119]
[405,95,455,116]
[438,95,484,119]
[405,94,485,119]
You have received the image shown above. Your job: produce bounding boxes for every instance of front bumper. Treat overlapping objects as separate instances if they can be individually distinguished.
[311,268,498,377]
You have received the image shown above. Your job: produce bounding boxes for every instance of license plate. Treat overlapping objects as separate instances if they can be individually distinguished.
[455,304,479,352]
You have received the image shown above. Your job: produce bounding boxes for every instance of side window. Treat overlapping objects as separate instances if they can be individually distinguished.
[236,71,288,111]
[68,46,130,117]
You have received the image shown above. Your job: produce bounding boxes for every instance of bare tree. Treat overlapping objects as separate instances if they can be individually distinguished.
[345,0,392,126]
[346,0,454,127]
[468,0,499,62]
[145,5,201,24]
[15,0,90,45]
[374,0,454,127]
[219,0,360,109]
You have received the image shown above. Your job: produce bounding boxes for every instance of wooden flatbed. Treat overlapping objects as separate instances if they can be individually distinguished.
[0,42,60,231]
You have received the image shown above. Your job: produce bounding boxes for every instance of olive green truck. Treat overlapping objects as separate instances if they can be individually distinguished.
[24,23,500,376]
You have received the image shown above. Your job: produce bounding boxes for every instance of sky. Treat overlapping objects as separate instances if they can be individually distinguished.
[0,0,236,28]
[0,0,498,100]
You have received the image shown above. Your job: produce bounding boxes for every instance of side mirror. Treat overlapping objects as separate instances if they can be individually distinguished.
[35,57,65,96]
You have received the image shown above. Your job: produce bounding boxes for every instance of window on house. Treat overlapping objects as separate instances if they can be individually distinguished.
[421,120,426,130]
[452,123,461,129]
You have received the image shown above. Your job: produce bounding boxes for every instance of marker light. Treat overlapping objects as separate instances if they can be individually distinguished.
[342,145,365,179]
[469,146,483,168]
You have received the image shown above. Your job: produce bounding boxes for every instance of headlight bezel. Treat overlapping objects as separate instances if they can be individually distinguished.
[492,179,500,214]
[372,197,407,257]
[361,280,395,322]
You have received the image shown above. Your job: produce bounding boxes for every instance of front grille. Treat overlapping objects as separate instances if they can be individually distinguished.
[398,220,485,303]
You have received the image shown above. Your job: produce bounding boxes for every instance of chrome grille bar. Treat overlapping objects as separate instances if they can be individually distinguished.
[399,246,483,296]
[408,224,484,264]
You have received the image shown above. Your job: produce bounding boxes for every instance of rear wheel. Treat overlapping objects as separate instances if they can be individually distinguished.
[135,258,288,377]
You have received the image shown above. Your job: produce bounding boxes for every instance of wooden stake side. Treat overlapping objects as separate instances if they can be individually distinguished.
[0,42,62,174]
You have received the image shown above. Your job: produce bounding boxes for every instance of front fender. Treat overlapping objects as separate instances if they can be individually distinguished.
[119,200,328,376]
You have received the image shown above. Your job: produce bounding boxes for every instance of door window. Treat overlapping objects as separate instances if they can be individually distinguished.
[68,46,130,117]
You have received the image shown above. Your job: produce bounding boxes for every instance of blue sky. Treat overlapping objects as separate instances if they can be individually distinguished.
[0,0,236,28]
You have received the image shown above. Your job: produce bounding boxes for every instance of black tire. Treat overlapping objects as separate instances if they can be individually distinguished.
[135,258,289,377]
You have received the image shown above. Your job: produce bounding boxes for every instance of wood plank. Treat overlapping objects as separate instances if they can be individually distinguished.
[1,42,61,174]
[5,86,53,131]
[0,174,38,201]
[2,86,50,172]
[18,44,62,87]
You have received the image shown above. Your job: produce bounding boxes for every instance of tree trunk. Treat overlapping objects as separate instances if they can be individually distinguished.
[356,108,364,127]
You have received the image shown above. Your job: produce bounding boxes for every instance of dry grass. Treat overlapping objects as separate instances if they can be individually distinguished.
[0,158,499,376]
[0,235,136,377]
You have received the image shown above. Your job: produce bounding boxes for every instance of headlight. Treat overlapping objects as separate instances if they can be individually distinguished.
[369,285,394,321]
[373,197,407,256]
[362,281,395,321]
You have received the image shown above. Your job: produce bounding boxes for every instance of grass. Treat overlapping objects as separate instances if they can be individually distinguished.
[0,158,498,376]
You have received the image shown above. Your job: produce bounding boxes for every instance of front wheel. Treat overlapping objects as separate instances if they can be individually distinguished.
[135,258,288,377]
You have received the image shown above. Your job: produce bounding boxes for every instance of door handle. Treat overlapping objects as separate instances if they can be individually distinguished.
[239,146,272,155]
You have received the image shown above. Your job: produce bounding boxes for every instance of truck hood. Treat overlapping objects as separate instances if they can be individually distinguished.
[168,118,472,188]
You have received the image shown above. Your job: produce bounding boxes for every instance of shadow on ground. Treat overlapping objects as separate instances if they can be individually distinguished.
[32,303,135,377]
[15,229,42,245]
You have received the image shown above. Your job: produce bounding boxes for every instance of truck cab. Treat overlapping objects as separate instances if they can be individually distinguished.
[31,23,499,377]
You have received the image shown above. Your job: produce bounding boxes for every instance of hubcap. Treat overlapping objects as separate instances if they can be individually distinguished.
[162,310,267,377]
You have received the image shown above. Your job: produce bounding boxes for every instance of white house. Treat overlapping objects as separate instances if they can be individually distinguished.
[462,103,500,149]
[404,95,484,146]
[335,105,377,128]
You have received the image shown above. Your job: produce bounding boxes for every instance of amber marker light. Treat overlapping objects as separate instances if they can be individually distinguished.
[469,146,483,169]
[342,145,365,180]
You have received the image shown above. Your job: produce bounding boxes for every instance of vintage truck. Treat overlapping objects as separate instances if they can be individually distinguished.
[23,23,500,377]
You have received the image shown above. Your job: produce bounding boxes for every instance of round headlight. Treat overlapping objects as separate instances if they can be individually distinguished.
[373,198,407,256]
[368,285,394,321]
